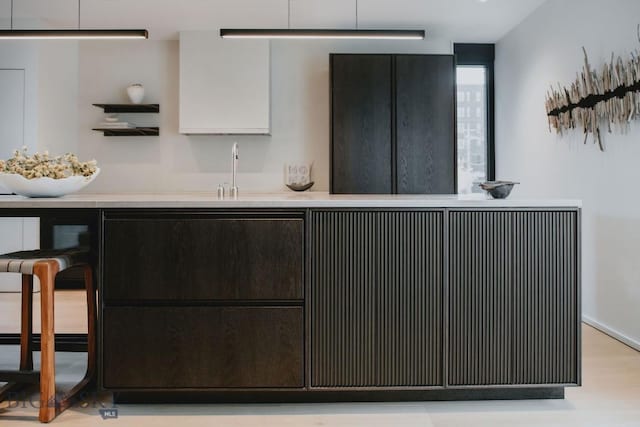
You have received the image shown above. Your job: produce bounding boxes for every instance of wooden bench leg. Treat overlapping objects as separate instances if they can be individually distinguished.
[20,274,34,371]
[34,261,59,424]
[17,262,96,423]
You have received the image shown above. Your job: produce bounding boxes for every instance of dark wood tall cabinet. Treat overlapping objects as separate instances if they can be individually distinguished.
[331,54,456,194]
[331,55,393,194]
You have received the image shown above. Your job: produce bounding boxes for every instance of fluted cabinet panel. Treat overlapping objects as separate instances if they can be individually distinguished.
[311,211,443,387]
[449,211,513,386]
[449,210,580,387]
[311,211,377,387]
[377,211,443,386]
[512,211,579,385]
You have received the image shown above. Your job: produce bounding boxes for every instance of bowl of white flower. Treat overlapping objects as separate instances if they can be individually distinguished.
[0,148,99,198]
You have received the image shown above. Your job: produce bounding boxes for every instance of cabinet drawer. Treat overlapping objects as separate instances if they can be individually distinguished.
[103,306,304,389]
[103,217,303,301]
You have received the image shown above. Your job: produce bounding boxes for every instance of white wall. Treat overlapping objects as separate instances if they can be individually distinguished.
[37,41,79,155]
[0,41,39,152]
[0,41,41,291]
[76,38,451,193]
[496,0,640,349]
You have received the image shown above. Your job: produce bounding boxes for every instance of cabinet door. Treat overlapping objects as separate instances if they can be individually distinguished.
[104,216,303,302]
[331,55,393,194]
[395,55,456,194]
[311,211,443,387]
[512,211,579,385]
[103,306,303,389]
[448,211,513,386]
[179,31,270,134]
[448,210,580,386]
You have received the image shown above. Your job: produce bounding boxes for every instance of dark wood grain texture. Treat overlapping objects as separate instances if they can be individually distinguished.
[103,218,304,301]
[92,127,159,137]
[310,211,443,387]
[112,387,564,404]
[93,104,160,113]
[103,306,304,389]
[512,211,579,385]
[330,54,456,195]
[448,211,513,386]
[331,55,393,194]
[448,210,580,387]
[395,55,456,194]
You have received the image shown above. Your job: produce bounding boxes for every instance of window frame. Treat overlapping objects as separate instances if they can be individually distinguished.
[454,43,496,182]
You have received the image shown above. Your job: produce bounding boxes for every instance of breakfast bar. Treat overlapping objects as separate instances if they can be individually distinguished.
[0,193,582,403]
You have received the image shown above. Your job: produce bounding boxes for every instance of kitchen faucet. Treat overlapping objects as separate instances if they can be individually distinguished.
[230,142,239,199]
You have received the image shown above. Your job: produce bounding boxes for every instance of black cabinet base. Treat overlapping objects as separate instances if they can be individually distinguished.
[113,388,565,404]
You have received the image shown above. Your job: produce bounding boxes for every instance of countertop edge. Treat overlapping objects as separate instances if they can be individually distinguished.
[0,194,583,209]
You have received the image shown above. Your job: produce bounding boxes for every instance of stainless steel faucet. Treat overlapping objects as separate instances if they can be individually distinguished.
[230,142,239,199]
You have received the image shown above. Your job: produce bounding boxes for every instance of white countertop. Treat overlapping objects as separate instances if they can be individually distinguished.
[0,192,582,209]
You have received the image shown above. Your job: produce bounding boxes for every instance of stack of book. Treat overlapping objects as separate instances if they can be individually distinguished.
[97,121,136,129]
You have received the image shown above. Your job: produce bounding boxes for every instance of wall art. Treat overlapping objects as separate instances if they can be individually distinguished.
[545,26,640,151]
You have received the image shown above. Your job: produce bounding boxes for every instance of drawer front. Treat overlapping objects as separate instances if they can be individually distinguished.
[103,306,304,389]
[103,217,303,301]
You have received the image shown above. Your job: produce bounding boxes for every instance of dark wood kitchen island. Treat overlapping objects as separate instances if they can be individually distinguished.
[0,193,581,403]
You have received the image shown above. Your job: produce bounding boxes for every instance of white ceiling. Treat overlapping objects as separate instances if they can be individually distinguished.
[0,0,547,42]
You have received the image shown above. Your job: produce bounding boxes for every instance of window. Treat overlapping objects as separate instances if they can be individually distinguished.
[454,44,495,194]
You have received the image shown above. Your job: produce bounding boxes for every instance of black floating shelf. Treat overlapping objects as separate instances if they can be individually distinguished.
[92,127,159,137]
[93,104,160,113]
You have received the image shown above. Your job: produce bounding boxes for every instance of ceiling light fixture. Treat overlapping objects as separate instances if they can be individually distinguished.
[220,0,424,40]
[0,0,148,40]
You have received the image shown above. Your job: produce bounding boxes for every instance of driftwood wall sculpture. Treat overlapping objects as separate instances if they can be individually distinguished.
[545,26,640,151]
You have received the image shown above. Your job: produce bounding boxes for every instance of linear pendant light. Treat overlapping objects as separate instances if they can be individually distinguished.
[220,29,424,40]
[220,0,424,40]
[0,29,148,40]
[0,0,148,40]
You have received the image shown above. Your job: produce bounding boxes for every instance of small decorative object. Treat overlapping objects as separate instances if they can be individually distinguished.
[545,24,640,151]
[285,163,313,191]
[479,181,519,199]
[126,83,145,104]
[286,181,315,192]
[0,148,99,198]
[96,120,135,129]
[97,114,135,129]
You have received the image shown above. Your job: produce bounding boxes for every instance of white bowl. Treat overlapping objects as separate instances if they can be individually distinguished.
[0,169,100,198]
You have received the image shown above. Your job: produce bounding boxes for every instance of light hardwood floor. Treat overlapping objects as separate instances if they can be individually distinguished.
[0,291,639,426]
[0,290,88,334]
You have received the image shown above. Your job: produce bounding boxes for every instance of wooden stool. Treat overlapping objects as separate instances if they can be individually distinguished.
[0,249,96,423]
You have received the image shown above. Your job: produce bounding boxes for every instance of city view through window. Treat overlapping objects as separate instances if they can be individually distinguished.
[456,66,488,194]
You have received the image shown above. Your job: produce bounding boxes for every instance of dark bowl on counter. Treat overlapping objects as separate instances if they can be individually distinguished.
[478,181,519,199]
[286,181,314,192]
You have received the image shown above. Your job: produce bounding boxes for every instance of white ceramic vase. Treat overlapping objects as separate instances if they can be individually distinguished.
[126,84,145,104]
